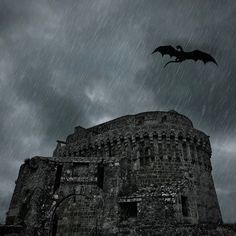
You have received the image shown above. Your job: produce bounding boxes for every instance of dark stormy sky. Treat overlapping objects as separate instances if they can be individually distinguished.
[0,0,236,223]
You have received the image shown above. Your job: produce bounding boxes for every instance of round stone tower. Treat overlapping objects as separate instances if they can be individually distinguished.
[5,110,229,236]
[53,111,222,229]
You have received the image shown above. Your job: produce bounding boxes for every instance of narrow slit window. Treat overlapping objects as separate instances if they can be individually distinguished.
[161,115,167,123]
[140,157,144,166]
[97,163,104,189]
[182,143,188,160]
[181,196,190,217]
[108,142,112,157]
[53,165,63,193]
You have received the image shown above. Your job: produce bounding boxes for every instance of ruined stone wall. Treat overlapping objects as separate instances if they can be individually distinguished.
[6,157,58,235]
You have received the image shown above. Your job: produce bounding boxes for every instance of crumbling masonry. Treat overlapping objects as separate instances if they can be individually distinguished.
[1,111,236,235]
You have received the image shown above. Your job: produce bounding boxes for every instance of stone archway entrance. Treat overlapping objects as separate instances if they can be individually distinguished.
[49,193,103,236]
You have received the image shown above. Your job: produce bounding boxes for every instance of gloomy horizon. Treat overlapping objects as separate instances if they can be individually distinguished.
[0,0,236,223]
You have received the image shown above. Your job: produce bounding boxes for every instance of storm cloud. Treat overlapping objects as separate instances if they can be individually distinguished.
[0,0,236,223]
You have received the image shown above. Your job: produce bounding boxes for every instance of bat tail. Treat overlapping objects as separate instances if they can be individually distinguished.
[207,60,218,66]
[151,50,157,54]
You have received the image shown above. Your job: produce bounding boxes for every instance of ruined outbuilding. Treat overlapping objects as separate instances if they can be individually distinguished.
[1,111,236,235]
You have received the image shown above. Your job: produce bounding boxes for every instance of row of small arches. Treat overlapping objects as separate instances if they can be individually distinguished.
[56,130,211,157]
[56,143,210,162]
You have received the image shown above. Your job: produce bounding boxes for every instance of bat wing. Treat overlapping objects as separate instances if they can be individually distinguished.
[152,45,179,58]
[186,50,217,65]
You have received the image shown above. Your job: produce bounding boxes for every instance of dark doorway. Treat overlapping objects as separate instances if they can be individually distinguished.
[120,202,137,220]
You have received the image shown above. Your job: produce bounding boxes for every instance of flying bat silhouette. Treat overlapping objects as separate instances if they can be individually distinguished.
[152,45,217,68]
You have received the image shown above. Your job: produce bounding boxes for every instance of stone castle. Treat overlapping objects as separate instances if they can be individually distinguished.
[1,110,236,235]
